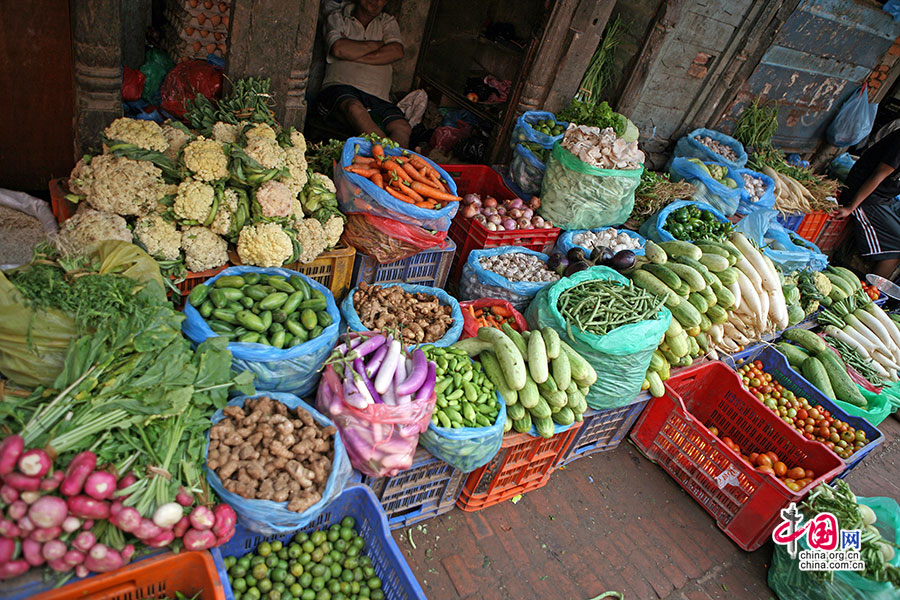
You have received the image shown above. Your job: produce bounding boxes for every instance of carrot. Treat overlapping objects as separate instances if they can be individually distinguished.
[400,160,441,187]
[405,154,441,179]
[468,305,477,321]
[371,144,385,159]
[352,156,376,166]
[392,180,425,203]
[409,182,460,203]
[370,172,384,188]
[381,160,412,183]
[491,305,513,319]
[383,185,413,203]
[344,165,380,178]
[414,200,437,209]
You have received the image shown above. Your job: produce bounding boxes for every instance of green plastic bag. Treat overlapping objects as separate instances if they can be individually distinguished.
[538,143,643,230]
[768,496,900,600]
[845,386,894,427]
[0,241,166,388]
[140,48,175,105]
[525,266,671,409]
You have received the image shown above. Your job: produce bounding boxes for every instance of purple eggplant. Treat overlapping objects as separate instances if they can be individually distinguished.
[374,338,402,394]
[354,359,383,404]
[393,356,410,404]
[353,335,386,358]
[414,362,437,402]
[365,345,388,379]
[342,375,369,409]
[395,350,428,396]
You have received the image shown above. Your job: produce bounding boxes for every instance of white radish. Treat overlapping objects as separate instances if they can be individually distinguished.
[732,233,777,291]
[845,314,883,348]
[825,325,871,358]
[768,286,789,330]
[727,281,742,311]
[854,309,897,353]
[736,271,761,324]
[866,303,900,348]
[756,284,770,331]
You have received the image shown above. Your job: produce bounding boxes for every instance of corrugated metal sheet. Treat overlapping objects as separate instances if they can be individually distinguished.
[723,0,900,152]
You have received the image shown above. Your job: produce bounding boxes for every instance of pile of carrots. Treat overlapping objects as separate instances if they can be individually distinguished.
[467,304,520,331]
[343,143,461,210]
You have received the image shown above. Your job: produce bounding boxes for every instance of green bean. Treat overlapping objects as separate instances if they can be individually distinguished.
[557,279,665,336]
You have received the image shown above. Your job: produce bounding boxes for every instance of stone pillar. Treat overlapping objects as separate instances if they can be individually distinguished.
[227,0,319,129]
[71,0,123,155]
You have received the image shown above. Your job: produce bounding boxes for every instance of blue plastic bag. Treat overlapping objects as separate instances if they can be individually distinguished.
[734,168,776,215]
[205,392,353,535]
[669,157,744,216]
[183,266,341,397]
[886,0,900,21]
[509,111,568,149]
[419,389,506,472]
[830,152,857,183]
[340,282,464,348]
[336,137,458,231]
[736,209,828,272]
[459,247,555,312]
[508,143,546,197]
[556,227,646,257]
[638,199,731,243]
[673,128,747,169]
[828,85,878,148]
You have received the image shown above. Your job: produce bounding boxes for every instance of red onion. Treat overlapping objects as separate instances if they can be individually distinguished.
[482,207,497,217]
[483,197,498,209]
[485,222,498,231]
[473,214,487,224]
[502,218,517,230]
[488,214,502,225]
[461,204,479,219]
[532,216,545,228]
[508,198,524,210]
[472,198,482,209]
[529,196,541,210]
[496,206,506,216]
[462,194,480,205]
[521,207,534,219]
[508,208,522,219]
[516,217,531,229]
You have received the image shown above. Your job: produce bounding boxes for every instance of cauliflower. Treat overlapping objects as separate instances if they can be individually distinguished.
[280,145,309,197]
[134,213,181,260]
[254,180,293,219]
[183,137,229,182]
[173,178,216,223]
[244,136,286,170]
[162,122,191,160]
[309,172,336,194]
[71,154,165,216]
[103,117,167,152]
[290,130,307,154]
[57,207,132,252]
[237,223,293,267]
[181,226,228,272]
[293,218,328,264]
[209,187,239,236]
[212,121,241,144]
[323,215,344,248]
[291,198,304,228]
[245,123,278,141]
[813,271,832,297]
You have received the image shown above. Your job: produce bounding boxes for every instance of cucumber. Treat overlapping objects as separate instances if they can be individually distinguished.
[527,329,549,384]
[650,350,666,372]
[560,340,597,386]
[644,240,668,264]
[781,328,828,355]
[513,414,532,433]
[501,322,529,360]
[643,264,682,290]
[533,416,555,439]
[647,371,665,397]
[717,267,738,286]
[699,253,730,272]
[825,273,853,297]
[541,327,561,360]
[679,256,718,287]
[507,402,526,420]
[829,286,848,302]
[706,304,728,325]
[518,376,540,409]
[542,389,568,409]
[688,334,700,356]
[698,313,711,333]
[828,266,862,292]
[631,269,681,306]
[714,285,735,309]
[452,337,494,357]
[695,332,709,353]
[552,406,575,426]
[566,389,586,414]
[676,281,692,298]
[695,243,730,259]
[801,356,836,399]
[688,292,709,314]
[529,395,552,420]
[776,342,809,370]
[478,327,527,390]
[659,240,702,261]
[699,285,717,307]
[666,329,690,358]
[816,350,868,407]
[479,351,518,405]
[538,375,558,395]
[551,351,571,391]
[666,263,706,292]
[670,300,702,329]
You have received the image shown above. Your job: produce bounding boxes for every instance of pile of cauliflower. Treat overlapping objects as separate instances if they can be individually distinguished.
[62,117,345,275]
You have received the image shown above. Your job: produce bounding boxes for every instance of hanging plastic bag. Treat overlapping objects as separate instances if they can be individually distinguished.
[827,85,878,148]
[669,157,744,216]
[340,282,463,348]
[508,143,547,197]
[848,387,893,426]
[182,266,341,397]
[342,213,448,264]
[336,137,459,232]
[736,209,828,272]
[160,59,223,118]
[122,66,146,102]
[205,392,353,535]
[140,48,175,105]
[459,247,556,312]
[829,152,857,183]
[430,121,472,153]
[525,266,671,409]
[673,128,748,169]
[768,496,900,600]
[734,168,776,215]
[316,356,435,478]
[638,200,731,244]
[509,111,568,149]
[555,227,646,257]
[459,299,528,340]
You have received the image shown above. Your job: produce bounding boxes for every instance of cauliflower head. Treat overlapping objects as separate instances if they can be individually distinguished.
[162,122,192,161]
[183,137,229,182]
[57,207,132,252]
[813,271,832,297]
[181,226,228,272]
[309,172,336,194]
[290,130,307,154]
[293,218,328,264]
[68,157,92,197]
[103,117,167,152]
[74,154,165,216]
[245,136,286,170]
[237,223,293,267]
[135,213,181,260]
[209,187,239,236]
[291,198,304,229]
[280,146,309,197]
[255,180,294,219]
[245,123,278,141]
[323,215,344,248]
[174,178,216,223]
[212,121,241,144]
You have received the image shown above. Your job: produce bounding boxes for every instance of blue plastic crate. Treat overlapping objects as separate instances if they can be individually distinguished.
[719,345,884,479]
[359,447,464,530]
[211,485,426,600]
[351,239,456,289]
[558,392,650,466]
[777,213,803,232]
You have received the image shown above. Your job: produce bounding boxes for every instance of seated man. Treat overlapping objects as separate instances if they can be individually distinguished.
[319,0,411,148]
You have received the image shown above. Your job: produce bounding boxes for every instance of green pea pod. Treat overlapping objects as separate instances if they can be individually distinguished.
[188,284,210,306]
[281,291,304,315]
[270,330,286,349]
[212,309,238,324]
[209,288,228,308]
[214,275,246,288]
[266,276,295,293]
[300,309,318,330]
[220,288,244,301]
[243,273,261,285]
[260,310,273,330]
[310,325,323,339]
[272,310,287,324]
[289,275,310,299]
[239,332,261,344]
[285,319,307,338]
[259,292,289,311]
[199,300,214,318]
[244,285,269,301]
[236,310,266,332]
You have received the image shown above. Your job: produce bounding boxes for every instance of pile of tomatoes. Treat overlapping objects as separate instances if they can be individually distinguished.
[736,360,869,460]
[707,426,817,492]
[861,280,881,302]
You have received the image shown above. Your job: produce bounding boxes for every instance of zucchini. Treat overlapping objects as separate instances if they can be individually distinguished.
[801,356,836,399]
[631,269,681,306]
[688,292,709,314]
[541,327,561,360]
[644,240,668,264]
[551,351,571,390]
[527,329,549,384]
[659,240,702,261]
[776,342,809,370]
[478,327,527,390]
[643,264,682,290]
[816,350,867,407]
[670,300,702,329]
[666,263,706,292]
[717,267,739,286]
[560,340,597,386]
[781,328,828,355]
[699,253,730,272]
[518,376,540,409]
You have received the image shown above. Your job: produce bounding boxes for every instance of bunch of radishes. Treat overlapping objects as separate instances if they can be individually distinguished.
[0,435,237,580]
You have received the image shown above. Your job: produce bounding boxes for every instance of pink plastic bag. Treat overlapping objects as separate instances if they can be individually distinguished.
[316,335,436,478]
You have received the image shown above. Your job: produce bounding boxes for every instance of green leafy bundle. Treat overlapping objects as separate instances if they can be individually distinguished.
[557,100,626,135]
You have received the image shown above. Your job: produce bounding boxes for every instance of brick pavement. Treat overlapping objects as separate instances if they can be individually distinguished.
[392,417,900,599]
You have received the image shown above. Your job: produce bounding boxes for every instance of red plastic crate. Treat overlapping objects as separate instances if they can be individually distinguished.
[558,392,650,466]
[814,214,851,252]
[439,164,517,201]
[455,425,581,512]
[796,211,829,243]
[629,362,844,551]
[175,265,229,297]
[49,177,77,224]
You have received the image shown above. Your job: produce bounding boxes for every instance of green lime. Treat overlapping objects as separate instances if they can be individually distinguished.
[258,542,272,557]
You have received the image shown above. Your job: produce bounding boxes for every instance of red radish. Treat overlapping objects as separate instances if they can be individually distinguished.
[188,505,215,530]
[81,519,94,530]
[64,549,85,566]
[18,516,34,533]
[40,472,65,491]
[112,506,140,533]
[17,449,50,478]
[29,526,61,542]
[75,564,89,578]
[0,519,20,538]
[8,500,27,520]
[133,518,163,540]
[176,487,194,507]
[0,484,18,504]
[85,544,123,573]
[0,537,15,563]
[145,529,175,548]
[22,538,44,567]
[5,473,40,492]
[0,436,24,475]
[60,451,96,496]
[212,504,236,538]
[62,516,82,533]
[116,472,136,490]
[67,496,110,520]
[173,515,190,538]
[110,500,123,515]
[216,528,235,545]
[29,495,68,528]
[0,560,29,580]
[42,539,67,561]
[152,502,183,529]
[19,490,40,504]
[72,531,95,553]
[120,544,135,564]
[48,558,72,573]
[182,528,217,551]
[84,471,116,500]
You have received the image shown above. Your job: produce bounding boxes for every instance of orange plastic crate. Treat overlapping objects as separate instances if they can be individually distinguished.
[795,210,828,243]
[456,426,581,512]
[814,214,851,253]
[32,551,224,600]
[284,244,356,303]
[49,177,77,224]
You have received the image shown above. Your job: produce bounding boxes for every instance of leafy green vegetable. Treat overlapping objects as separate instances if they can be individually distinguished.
[306,139,344,176]
[557,100,626,135]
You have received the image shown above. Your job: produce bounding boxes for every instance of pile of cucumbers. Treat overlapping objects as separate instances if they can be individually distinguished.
[188,272,333,348]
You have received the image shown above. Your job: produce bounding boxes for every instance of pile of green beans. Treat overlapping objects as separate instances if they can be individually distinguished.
[824,335,885,388]
[557,279,665,336]
[423,346,499,429]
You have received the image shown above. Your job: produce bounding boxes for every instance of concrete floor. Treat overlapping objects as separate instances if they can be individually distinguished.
[392,416,900,600]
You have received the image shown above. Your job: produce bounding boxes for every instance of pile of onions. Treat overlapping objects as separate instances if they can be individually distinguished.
[459,194,552,231]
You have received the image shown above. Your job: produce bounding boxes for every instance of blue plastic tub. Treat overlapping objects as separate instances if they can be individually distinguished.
[720,345,884,479]
[776,213,803,233]
[558,391,650,466]
[211,485,427,600]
